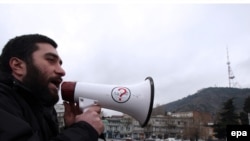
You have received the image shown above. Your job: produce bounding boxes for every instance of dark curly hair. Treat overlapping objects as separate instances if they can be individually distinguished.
[0,34,58,73]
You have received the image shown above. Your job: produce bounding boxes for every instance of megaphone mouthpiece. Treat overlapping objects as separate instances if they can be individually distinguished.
[61,82,76,102]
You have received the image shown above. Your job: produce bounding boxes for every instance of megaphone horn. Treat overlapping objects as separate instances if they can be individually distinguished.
[61,77,154,127]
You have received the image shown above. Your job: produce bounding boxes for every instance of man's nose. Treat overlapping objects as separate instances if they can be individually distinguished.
[56,65,66,76]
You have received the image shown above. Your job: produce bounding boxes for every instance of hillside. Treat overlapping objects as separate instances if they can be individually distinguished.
[153,87,250,115]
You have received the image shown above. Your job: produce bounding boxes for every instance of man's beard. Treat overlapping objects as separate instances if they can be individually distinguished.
[22,63,59,107]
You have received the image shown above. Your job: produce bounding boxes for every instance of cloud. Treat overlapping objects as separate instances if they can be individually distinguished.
[1,4,250,115]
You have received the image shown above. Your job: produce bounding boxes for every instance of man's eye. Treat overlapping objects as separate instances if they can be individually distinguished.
[47,57,56,62]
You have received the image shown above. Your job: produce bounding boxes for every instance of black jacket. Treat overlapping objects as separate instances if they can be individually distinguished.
[0,73,99,141]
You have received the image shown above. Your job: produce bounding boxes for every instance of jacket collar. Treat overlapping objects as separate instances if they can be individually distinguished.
[0,71,43,107]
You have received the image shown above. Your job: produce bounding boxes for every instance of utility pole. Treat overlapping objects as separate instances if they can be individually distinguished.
[226,47,235,88]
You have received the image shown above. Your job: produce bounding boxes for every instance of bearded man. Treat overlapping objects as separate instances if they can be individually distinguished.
[0,34,104,141]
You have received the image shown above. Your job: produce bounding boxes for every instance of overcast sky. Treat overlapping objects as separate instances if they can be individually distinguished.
[1,2,250,115]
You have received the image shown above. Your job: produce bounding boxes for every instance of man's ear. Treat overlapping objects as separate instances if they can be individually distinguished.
[9,57,27,79]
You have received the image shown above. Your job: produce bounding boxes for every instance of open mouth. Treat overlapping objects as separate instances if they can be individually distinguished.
[50,78,62,89]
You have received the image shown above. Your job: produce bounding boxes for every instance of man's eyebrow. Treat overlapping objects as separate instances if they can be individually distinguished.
[45,52,63,65]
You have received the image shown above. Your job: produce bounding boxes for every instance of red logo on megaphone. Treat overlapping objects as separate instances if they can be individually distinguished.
[111,87,131,103]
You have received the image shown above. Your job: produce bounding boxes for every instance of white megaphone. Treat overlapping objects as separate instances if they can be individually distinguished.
[61,77,154,127]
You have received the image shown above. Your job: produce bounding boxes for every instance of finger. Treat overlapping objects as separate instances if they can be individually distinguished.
[86,105,101,114]
[69,102,81,115]
[69,102,76,114]
[75,103,82,114]
[63,101,71,114]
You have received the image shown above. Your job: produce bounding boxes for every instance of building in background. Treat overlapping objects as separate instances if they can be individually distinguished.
[54,104,214,140]
[54,104,65,132]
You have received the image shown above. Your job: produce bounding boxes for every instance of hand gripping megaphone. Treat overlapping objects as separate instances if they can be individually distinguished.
[61,77,154,127]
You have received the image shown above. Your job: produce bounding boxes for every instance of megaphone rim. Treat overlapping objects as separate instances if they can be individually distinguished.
[140,76,154,127]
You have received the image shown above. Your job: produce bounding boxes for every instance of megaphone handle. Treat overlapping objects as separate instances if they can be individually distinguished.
[78,97,106,140]
[78,97,98,112]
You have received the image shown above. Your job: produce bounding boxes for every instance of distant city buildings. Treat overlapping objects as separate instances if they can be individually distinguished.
[54,104,214,140]
[54,104,65,132]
